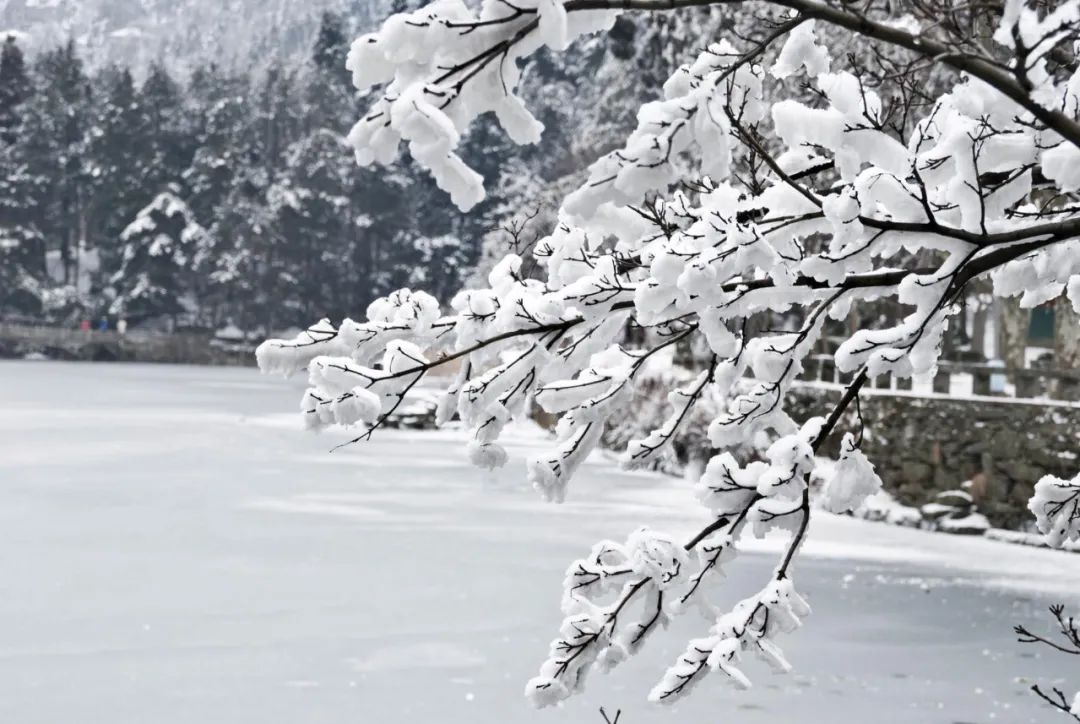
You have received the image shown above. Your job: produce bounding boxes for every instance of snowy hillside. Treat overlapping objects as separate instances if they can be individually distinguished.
[0,0,385,70]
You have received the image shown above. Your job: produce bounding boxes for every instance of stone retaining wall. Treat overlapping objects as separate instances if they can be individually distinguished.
[789,385,1080,529]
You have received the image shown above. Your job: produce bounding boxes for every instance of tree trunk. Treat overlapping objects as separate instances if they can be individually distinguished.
[1054,297,1080,400]
[971,301,988,360]
[997,297,1033,396]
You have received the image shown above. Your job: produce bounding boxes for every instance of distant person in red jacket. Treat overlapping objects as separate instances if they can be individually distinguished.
[79,319,91,332]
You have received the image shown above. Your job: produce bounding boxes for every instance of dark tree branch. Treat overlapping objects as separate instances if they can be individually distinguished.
[1016,605,1080,720]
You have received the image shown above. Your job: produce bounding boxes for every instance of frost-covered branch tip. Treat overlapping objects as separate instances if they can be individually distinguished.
[1016,604,1080,720]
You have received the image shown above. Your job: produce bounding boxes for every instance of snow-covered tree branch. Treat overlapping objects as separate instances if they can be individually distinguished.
[258,0,1080,709]
[1016,604,1080,720]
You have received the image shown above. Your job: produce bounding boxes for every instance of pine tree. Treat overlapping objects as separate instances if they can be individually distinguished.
[0,35,32,145]
[184,65,250,225]
[270,130,355,325]
[305,14,355,134]
[0,34,45,317]
[24,41,95,291]
[138,63,194,194]
[213,63,305,333]
[207,187,270,330]
[109,190,211,325]
[312,12,351,91]
[0,140,47,317]
[182,64,253,326]
[90,65,146,269]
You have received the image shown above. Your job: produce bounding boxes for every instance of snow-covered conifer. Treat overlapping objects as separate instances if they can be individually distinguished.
[109,191,212,323]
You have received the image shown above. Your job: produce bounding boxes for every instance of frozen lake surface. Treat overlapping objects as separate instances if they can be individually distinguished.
[1,361,1077,724]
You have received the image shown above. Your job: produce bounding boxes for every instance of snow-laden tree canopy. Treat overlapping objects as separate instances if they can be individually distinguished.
[109,191,212,322]
[258,0,1080,710]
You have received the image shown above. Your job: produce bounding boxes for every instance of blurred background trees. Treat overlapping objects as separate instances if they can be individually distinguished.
[0,7,1073,381]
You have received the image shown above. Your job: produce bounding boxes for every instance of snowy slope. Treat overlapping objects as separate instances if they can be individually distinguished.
[0,0,385,70]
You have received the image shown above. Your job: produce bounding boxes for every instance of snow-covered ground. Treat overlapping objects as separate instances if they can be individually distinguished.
[1,361,1076,724]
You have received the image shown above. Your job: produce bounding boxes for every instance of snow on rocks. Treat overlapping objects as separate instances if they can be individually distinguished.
[856,491,923,528]
[983,528,1080,554]
[937,512,991,536]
